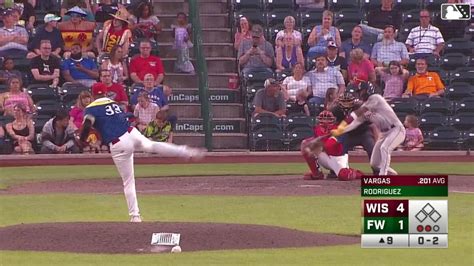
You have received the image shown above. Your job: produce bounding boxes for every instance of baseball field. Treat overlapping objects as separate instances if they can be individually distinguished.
[0,153,473,265]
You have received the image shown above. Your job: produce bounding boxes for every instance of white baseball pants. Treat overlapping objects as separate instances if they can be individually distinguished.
[318,152,349,175]
[110,127,192,216]
[370,126,406,175]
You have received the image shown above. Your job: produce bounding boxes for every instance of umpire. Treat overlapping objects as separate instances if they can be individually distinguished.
[330,91,378,174]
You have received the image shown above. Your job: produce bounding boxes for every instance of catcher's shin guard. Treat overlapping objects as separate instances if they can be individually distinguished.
[337,168,363,181]
[301,138,321,177]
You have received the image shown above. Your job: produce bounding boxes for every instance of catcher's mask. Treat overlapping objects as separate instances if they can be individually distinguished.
[317,110,336,126]
[337,91,355,111]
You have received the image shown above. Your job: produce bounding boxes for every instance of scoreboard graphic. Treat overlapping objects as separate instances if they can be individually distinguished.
[361,175,448,248]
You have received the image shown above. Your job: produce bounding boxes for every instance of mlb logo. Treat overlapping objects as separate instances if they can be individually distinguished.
[441,3,471,20]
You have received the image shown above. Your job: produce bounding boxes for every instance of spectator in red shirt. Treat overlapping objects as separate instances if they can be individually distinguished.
[92,69,129,111]
[129,39,164,86]
[347,48,376,86]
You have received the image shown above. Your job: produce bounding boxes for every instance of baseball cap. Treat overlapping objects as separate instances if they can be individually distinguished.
[264,78,281,88]
[92,83,107,97]
[327,41,338,48]
[251,24,264,37]
[44,14,61,23]
[2,8,17,16]
[65,6,88,17]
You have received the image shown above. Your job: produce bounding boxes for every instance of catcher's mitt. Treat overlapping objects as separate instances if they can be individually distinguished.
[302,135,326,157]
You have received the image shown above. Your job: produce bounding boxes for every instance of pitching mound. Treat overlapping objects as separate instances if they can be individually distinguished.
[0,222,358,254]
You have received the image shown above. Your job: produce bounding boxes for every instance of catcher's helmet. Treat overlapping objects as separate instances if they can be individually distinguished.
[317,110,336,125]
[338,91,355,110]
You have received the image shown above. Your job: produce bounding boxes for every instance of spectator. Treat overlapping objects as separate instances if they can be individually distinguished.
[400,114,424,151]
[253,78,286,117]
[324,87,338,110]
[93,0,119,24]
[307,10,341,59]
[403,58,445,98]
[234,17,251,50]
[282,62,311,102]
[93,69,129,111]
[130,1,161,42]
[375,61,409,100]
[62,43,99,87]
[133,91,160,132]
[347,48,376,86]
[0,8,28,58]
[171,12,195,74]
[275,34,304,73]
[58,6,96,58]
[275,16,302,48]
[144,110,173,143]
[30,40,61,87]
[405,9,445,59]
[326,41,348,81]
[69,90,92,129]
[5,103,34,154]
[60,0,94,22]
[238,24,274,76]
[13,0,35,31]
[130,73,169,111]
[96,7,132,58]
[305,54,345,105]
[433,0,468,42]
[129,39,165,86]
[371,25,409,67]
[41,109,80,154]
[361,0,402,41]
[294,89,310,116]
[0,58,22,84]
[27,13,64,59]
[101,44,128,84]
[0,76,35,116]
[340,25,372,62]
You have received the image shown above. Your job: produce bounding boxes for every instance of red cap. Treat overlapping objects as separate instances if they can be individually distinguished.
[92,83,108,97]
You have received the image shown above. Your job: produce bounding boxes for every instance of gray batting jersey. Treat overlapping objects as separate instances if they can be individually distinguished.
[362,94,404,131]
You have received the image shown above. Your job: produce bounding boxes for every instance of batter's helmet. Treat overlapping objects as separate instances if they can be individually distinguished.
[338,91,355,110]
[317,110,336,125]
[357,81,376,95]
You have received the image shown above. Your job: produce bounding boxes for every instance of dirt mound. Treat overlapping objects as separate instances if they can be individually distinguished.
[0,222,358,254]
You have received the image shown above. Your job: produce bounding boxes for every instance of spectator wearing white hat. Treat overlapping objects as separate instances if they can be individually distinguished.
[27,14,65,59]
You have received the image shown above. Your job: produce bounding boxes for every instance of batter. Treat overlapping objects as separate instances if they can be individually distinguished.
[80,90,204,222]
[331,82,405,176]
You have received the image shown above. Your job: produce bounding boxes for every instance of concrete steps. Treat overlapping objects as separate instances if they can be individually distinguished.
[157,28,232,43]
[157,14,229,29]
[154,0,228,14]
[162,57,237,73]
[158,42,235,58]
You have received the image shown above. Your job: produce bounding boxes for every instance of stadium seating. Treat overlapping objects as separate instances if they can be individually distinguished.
[395,0,421,11]
[284,114,315,131]
[454,97,474,113]
[424,126,462,150]
[299,9,324,27]
[328,0,359,11]
[397,22,419,43]
[443,38,474,56]
[33,115,52,134]
[334,9,363,26]
[250,113,283,131]
[267,9,297,27]
[267,23,285,41]
[462,129,474,149]
[389,97,419,115]
[234,9,266,25]
[287,126,314,150]
[360,0,382,12]
[35,100,63,116]
[450,113,474,131]
[450,69,474,84]
[27,84,58,103]
[401,9,421,24]
[250,127,286,151]
[233,0,263,11]
[419,112,449,131]
[338,22,359,41]
[440,53,469,71]
[419,97,453,115]
[445,82,474,101]
[242,70,274,87]
[60,83,90,103]
[423,0,445,11]
[265,0,295,10]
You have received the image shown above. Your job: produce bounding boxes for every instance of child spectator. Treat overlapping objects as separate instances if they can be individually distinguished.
[295,89,310,116]
[171,12,195,74]
[5,103,34,154]
[0,58,22,84]
[130,1,161,42]
[133,91,160,132]
[234,17,251,50]
[101,44,128,84]
[144,110,173,143]
[401,114,424,151]
[324,87,338,110]
[69,90,92,130]
[375,61,409,101]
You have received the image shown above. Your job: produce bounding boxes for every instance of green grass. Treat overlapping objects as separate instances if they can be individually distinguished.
[0,194,472,265]
[1,162,473,189]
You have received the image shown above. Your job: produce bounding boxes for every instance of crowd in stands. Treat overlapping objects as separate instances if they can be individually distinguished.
[239,0,473,151]
[0,0,191,154]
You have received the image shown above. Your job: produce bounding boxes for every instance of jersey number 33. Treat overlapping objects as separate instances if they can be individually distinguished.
[105,104,123,116]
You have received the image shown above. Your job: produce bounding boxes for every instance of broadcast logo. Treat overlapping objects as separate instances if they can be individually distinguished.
[441,3,471,20]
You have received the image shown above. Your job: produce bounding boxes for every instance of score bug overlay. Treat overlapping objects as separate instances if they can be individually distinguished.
[361,175,448,248]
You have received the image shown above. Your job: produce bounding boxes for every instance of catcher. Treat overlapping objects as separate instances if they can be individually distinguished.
[300,110,364,181]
